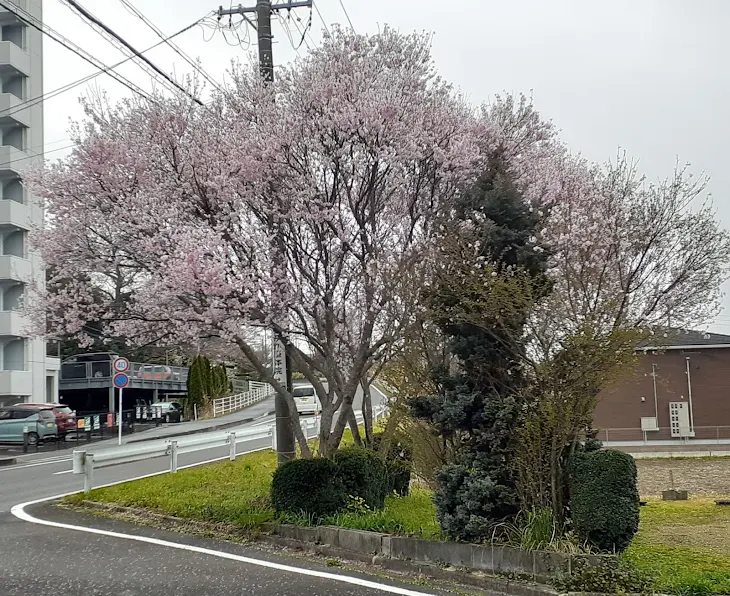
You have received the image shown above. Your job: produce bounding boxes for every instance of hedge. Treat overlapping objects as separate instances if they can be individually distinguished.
[271,458,347,519]
[332,447,389,510]
[569,449,640,552]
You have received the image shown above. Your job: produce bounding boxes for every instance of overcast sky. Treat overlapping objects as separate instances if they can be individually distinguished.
[37,0,730,331]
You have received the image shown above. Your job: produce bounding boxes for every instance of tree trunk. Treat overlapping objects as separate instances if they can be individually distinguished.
[361,377,374,447]
[318,401,335,456]
[233,336,312,457]
[325,393,356,455]
[348,406,363,447]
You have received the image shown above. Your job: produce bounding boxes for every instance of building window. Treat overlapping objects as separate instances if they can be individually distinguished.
[2,179,24,204]
[1,74,26,100]
[1,229,25,258]
[2,283,23,311]
[1,24,24,50]
[3,338,27,371]
[2,125,26,151]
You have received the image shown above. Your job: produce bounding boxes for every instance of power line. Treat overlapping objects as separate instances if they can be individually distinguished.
[337,0,354,31]
[117,0,224,93]
[278,9,312,52]
[0,0,154,102]
[312,1,331,36]
[0,17,211,121]
[62,0,203,105]
[0,143,76,170]
[60,0,180,96]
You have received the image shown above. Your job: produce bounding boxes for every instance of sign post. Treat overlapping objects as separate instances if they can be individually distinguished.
[113,357,130,446]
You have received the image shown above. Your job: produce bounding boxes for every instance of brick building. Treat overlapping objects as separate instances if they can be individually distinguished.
[593,330,730,444]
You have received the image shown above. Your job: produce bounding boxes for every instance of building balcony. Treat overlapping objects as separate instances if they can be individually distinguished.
[0,40,30,77]
[0,309,26,336]
[0,254,30,282]
[0,3,29,26]
[0,92,29,127]
[0,144,27,178]
[0,198,29,230]
[0,369,31,395]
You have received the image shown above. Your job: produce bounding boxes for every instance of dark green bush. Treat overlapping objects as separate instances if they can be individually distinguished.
[371,432,412,496]
[555,558,655,594]
[332,447,389,510]
[569,450,640,552]
[271,458,347,519]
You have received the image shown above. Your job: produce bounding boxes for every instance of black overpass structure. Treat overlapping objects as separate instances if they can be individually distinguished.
[58,353,188,414]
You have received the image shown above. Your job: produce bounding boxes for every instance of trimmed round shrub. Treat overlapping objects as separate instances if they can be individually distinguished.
[271,458,347,519]
[569,449,640,552]
[371,432,413,496]
[332,447,389,510]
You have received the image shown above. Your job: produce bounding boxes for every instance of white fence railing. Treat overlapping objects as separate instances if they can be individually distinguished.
[73,404,390,492]
[212,381,273,418]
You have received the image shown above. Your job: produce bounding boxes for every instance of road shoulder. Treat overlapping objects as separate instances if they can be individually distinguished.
[23,501,498,596]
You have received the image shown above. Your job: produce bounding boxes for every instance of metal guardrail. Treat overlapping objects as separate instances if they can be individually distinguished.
[73,417,319,492]
[212,381,273,417]
[73,404,390,492]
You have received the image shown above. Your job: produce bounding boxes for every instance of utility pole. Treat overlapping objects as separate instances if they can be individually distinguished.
[217,1,312,465]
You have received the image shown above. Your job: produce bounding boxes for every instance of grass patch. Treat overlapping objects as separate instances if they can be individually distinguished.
[319,488,441,540]
[626,499,730,595]
[65,447,440,539]
[65,449,278,529]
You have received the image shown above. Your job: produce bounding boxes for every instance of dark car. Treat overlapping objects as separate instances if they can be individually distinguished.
[151,401,183,423]
[23,403,76,437]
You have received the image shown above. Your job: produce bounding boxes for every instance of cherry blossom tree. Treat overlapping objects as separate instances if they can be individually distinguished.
[29,27,479,456]
[480,95,730,356]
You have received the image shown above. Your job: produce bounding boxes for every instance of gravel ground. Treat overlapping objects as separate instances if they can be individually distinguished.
[637,457,730,496]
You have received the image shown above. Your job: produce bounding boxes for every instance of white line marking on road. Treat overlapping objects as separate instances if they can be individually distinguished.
[10,445,434,596]
[52,469,73,475]
[0,456,73,471]
[252,418,274,427]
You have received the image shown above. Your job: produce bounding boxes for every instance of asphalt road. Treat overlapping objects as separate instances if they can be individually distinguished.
[0,388,449,596]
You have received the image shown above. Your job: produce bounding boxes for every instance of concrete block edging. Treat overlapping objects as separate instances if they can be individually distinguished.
[265,523,610,582]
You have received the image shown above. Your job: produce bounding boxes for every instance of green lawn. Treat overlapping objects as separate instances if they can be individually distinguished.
[69,446,730,594]
[626,499,730,595]
[66,449,278,529]
[65,447,440,538]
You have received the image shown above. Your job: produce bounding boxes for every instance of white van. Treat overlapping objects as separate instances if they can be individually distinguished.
[293,383,321,415]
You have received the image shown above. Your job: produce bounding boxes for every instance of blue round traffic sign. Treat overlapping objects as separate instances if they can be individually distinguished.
[113,373,130,388]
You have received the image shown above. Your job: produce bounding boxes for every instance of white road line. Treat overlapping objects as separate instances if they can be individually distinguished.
[52,469,73,475]
[10,444,433,596]
[252,418,274,427]
[0,456,73,471]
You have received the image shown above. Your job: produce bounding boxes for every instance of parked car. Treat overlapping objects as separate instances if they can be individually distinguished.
[22,403,76,437]
[136,365,180,381]
[0,406,59,445]
[151,401,183,423]
[293,384,321,415]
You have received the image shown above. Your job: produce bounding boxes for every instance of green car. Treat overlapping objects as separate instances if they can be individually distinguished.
[0,406,59,445]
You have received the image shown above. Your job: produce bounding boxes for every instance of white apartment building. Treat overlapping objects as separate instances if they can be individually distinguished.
[0,0,59,406]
